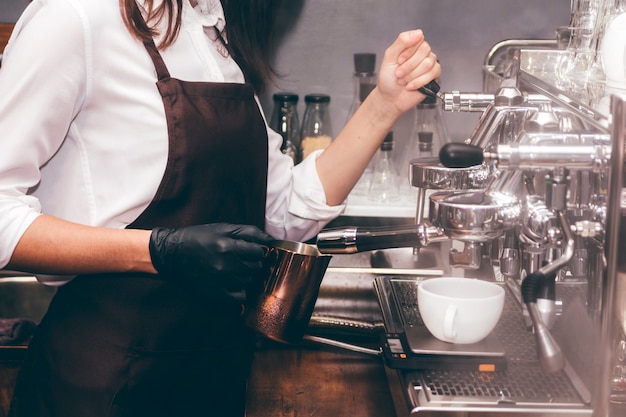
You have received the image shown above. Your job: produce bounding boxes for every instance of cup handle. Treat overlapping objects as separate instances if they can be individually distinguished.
[443,304,457,341]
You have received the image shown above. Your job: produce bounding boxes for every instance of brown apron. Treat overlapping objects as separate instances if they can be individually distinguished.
[9,38,268,417]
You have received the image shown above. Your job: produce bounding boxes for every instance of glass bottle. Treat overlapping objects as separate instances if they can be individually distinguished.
[402,96,448,164]
[401,95,450,201]
[270,92,301,163]
[368,132,400,203]
[300,94,333,161]
[347,53,377,197]
[346,53,377,124]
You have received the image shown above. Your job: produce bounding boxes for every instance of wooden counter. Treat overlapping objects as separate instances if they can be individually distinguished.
[0,361,20,417]
[1,342,395,417]
[246,342,396,417]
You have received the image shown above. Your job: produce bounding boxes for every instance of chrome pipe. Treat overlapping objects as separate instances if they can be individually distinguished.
[537,211,575,277]
[302,335,382,356]
[440,139,611,171]
[443,91,495,112]
[485,142,612,171]
[595,94,626,417]
[483,38,558,67]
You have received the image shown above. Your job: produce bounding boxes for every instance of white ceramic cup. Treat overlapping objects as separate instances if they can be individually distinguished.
[417,277,505,344]
[601,12,626,89]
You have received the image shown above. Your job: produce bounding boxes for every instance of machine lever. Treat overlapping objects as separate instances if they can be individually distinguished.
[418,80,445,102]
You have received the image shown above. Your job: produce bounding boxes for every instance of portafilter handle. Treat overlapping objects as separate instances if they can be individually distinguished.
[316,224,429,254]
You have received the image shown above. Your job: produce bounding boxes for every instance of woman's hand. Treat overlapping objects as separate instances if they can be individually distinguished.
[314,29,441,207]
[149,223,275,292]
[376,29,441,115]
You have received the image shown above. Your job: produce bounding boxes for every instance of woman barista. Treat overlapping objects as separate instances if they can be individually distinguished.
[0,0,440,416]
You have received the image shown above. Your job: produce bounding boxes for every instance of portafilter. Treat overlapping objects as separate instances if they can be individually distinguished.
[317,190,521,254]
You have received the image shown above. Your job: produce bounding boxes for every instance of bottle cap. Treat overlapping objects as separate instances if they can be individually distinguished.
[418,131,433,143]
[381,131,394,151]
[354,53,376,75]
[305,94,331,103]
[273,92,299,103]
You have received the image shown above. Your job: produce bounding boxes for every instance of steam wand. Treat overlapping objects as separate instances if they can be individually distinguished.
[521,210,575,374]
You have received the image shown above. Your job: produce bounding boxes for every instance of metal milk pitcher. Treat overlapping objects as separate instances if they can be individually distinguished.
[245,240,332,344]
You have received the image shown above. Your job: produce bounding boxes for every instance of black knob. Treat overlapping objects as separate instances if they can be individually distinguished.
[439,143,484,168]
[418,80,441,99]
[423,80,440,94]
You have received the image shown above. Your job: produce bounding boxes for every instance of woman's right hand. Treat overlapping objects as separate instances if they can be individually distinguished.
[314,29,441,207]
[376,29,441,116]
[149,223,275,291]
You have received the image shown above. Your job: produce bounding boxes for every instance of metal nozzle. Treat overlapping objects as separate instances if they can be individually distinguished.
[527,302,565,373]
[443,91,496,112]
[522,267,566,373]
[315,228,359,254]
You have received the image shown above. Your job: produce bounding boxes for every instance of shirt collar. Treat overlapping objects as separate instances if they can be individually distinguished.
[188,0,226,35]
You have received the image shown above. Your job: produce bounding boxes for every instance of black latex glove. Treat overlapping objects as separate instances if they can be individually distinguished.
[149,223,275,291]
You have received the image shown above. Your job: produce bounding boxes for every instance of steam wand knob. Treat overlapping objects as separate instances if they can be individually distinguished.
[439,143,486,168]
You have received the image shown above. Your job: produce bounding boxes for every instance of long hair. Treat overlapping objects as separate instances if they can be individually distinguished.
[120,0,280,93]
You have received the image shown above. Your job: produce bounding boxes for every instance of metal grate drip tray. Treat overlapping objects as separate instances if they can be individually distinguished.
[378,277,593,415]
[418,364,582,406]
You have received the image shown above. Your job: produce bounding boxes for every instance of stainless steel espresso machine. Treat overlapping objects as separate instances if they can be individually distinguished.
[314,30,626,416]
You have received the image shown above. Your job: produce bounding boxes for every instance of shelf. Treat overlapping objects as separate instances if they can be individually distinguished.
[344,193,418,218]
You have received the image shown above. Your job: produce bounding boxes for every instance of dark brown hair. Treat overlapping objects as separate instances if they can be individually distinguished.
[120,0,280,93]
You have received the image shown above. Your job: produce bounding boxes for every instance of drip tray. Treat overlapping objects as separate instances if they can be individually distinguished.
[376,276,593,416]
[417,363,585,406]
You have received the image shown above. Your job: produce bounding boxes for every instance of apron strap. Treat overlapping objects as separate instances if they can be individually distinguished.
[143,39,171,81]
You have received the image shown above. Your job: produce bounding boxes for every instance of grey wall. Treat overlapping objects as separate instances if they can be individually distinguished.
[0,0,29,22]
[1,0,571,143]
[264,0,571,146]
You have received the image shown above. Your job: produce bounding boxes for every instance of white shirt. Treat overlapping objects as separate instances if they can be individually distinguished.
[0,0,344,279]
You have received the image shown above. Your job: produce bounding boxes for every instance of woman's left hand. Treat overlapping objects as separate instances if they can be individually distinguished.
[376,29,441,115]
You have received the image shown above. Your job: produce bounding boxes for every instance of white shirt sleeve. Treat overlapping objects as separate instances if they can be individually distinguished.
[0,0,345,272]
[0,0,88,268]
[265,123,345,242]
